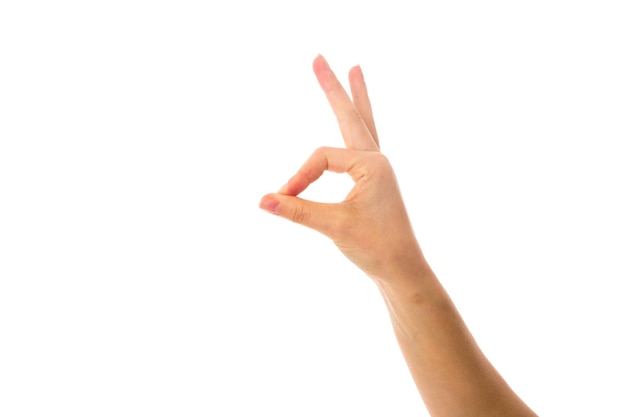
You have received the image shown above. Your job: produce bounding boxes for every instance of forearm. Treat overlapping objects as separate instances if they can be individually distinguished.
[374,262,537,417]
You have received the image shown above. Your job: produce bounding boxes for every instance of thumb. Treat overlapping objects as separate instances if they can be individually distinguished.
[259,193,340,237]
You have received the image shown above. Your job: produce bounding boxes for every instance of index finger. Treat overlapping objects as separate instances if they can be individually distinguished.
[278,146,361,196]
[313,55,378,151]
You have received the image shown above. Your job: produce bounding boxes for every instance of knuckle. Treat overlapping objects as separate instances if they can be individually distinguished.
[372,152,390,165]
[362,153,394,180]
[313,146,330,157]
[365,152,389,169]
[290,203,310,225]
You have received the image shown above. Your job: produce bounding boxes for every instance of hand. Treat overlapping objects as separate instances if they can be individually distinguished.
[260,56,539,417]
[259,55,428,284]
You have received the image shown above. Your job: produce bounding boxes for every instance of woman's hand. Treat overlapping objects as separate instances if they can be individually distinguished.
[259,55,428,284]
[260,55,539,417]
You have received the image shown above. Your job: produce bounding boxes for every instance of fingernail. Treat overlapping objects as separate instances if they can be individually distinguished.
[356,65,365,82]
[313,54,332,91]
[259,196,280,214]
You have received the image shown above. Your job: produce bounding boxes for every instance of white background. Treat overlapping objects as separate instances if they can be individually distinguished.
[1,1,625,416]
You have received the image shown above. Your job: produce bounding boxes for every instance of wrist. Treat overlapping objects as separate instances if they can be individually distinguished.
[371,254,443,305]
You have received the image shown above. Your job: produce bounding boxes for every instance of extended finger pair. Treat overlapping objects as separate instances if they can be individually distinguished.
[313,55,379,151]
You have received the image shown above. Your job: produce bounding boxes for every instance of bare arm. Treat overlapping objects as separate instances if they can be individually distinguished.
[259,55,537,417]
[376,264,537,417]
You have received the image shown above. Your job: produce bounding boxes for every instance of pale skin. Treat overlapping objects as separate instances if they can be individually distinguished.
[259,55,538,417]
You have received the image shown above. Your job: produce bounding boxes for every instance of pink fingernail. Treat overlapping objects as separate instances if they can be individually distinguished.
[259,196,280,214]
[313,54,332,91]
[356,65,365,82]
